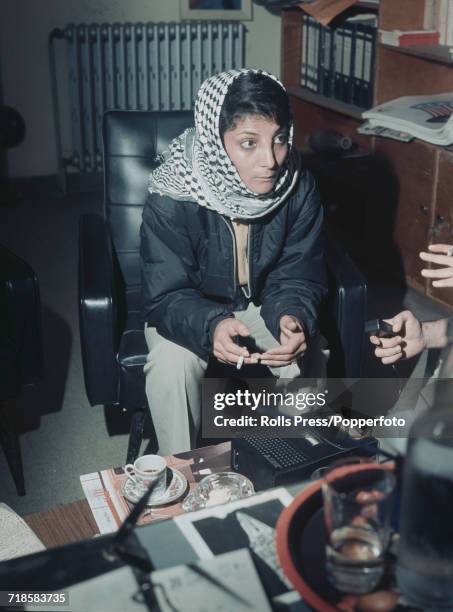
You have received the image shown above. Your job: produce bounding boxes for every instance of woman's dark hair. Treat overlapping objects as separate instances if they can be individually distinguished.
[219,72,291,139]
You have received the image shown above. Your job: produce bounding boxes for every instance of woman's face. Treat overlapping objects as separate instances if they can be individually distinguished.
[222,114,289,194]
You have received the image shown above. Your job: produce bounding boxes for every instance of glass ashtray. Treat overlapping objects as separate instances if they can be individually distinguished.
[182,472,254,512]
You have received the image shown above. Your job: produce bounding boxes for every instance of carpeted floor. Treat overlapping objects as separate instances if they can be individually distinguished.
[0,177,451,517]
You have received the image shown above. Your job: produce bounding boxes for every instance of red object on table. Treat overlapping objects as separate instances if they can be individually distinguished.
[276,463,394,612]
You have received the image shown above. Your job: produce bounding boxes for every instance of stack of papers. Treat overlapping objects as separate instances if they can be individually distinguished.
[25,550,273,612]
[152,549,273,612]
[361,93,453,145]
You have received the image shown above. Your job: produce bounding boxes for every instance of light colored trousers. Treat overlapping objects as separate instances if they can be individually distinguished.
[144,302,325,456]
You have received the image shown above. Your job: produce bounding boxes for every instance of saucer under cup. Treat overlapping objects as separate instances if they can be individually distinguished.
[124,454,167,502]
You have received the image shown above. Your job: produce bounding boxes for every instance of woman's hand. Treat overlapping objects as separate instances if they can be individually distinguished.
[258,315,307,367]
[420,243,453,288]
[369,310,426,365]
[212,318,257,366]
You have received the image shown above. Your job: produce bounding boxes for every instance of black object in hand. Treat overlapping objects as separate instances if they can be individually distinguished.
[365,319,395,338]
[233,334,259,353]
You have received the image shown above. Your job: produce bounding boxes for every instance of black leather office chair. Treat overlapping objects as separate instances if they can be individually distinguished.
[79,111,366,464]
[0,245,43,495]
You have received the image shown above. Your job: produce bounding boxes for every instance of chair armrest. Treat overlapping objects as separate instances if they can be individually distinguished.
[322,233,367,378]
[78,213,120,405]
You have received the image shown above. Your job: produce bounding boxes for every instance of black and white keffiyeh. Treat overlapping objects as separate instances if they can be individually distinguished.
[148,69,300,220]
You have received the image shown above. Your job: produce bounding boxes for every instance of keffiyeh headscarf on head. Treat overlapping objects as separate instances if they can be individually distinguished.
[148,69,300,220]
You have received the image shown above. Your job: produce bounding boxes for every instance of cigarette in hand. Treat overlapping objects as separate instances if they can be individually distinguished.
[236,355,244,370]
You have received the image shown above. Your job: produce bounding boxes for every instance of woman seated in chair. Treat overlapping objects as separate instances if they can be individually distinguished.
[140,69,327,455]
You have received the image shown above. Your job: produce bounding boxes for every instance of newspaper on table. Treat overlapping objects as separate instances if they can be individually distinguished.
[361,94,453,146]
[80,442,231,534]
[173,487,298,602]
[151,549,273,612]
[25,550,273,612]
[357,121,414,142]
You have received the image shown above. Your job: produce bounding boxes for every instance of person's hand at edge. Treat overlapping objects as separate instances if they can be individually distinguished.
[420,243,453,288]
[369,310,425,365]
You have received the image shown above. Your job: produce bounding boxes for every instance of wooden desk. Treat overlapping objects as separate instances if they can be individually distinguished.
[24,500,99,549]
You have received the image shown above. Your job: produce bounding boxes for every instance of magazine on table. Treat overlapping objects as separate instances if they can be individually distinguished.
[174,488,295,601]
[29,550,274,612]
[79,442,231,534]
[357,121,414,142]
[362,93,453,145]
[151,549,274,612]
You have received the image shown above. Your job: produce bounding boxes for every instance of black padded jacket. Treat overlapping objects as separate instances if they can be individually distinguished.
[140,169,328,360]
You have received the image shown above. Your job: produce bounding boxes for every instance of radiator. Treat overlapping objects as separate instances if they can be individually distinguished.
[49,21,245,187]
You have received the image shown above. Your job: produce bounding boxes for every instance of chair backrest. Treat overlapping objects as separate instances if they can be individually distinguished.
[0,245,43,399]
[103,111,194,290]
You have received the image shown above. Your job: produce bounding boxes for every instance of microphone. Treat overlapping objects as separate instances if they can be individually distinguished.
[106,474,164,569]
[0,470,170,612]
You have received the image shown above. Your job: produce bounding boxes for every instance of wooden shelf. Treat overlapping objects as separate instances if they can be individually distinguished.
[379,43,453,66]
[287,87,365,120]
[281,1,453,309]
[356,1,379,10]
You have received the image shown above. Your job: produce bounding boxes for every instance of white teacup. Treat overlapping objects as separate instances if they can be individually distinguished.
[124,454,167,500]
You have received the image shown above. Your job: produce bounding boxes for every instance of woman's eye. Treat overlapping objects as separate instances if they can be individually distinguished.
[240,139,256,149]
[274,133,288,145]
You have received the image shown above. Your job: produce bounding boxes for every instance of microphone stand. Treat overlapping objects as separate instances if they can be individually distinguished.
[105,478,159,569]
[104,474,170,611]
[0,473,166,611]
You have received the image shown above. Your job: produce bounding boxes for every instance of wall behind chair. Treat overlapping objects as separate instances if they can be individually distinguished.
[0,0,281,179]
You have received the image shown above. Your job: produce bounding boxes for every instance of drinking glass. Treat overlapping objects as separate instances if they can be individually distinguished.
[322,463,395,594]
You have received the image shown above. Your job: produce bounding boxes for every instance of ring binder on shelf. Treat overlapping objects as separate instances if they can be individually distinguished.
[300,13,377,109]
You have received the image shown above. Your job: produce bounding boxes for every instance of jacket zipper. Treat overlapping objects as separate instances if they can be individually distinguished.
[221,216,237,295]
[244,224,252,298]
[222,217,254,299]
